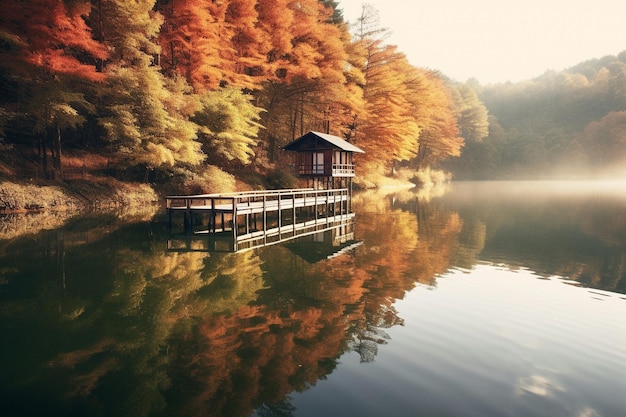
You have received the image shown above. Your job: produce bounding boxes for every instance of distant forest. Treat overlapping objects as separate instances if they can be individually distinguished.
[0,0,623,191]
[446,52,626,180]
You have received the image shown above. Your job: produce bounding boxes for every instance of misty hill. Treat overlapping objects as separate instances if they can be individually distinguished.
[445,51,626,180]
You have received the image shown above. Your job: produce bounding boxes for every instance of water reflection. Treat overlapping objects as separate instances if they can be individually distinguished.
[167,216,360,256]
[0,182,625,417]
[440,181,626,293]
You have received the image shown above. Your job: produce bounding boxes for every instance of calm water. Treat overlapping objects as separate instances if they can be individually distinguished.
[0,181,625,417]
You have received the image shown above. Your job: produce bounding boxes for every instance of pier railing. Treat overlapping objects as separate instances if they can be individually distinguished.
[166,188,353,251]
[293,163,356,177]
[331,163,356,176]
[166,188,349,214]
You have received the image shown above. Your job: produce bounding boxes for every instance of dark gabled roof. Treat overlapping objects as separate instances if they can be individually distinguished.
[282,131,365,153]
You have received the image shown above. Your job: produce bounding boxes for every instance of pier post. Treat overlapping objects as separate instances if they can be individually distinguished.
[292,191,296,235]
[184,198,192,234]
[232,197,238,242]
[167,204,172,235]
[211,198,216,233]
[326,190,330,225]
[263,195,267,245]
[278,193,282,239]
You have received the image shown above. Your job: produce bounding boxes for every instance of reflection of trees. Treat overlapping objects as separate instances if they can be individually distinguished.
[350,317,393,363]
[347,191,464,362]
[441,182,626,293]
[0,221,265,417]
[0,191,473,417]
[153,185,626,417]
[166,246,368,417]
[450,217,487,269]
[353,191,464,288]
[160,189,469,415]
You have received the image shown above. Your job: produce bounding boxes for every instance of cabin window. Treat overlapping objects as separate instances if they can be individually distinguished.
[313,152,324,174]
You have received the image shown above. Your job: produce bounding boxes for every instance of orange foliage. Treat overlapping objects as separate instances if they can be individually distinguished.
[0,0,106,81]
[413,71,465,167]
[255,0,344,84]
[157,0,227,90]
[0,0,467,182]
[256,0,295,80]
[357,44,421,170]
[157,0,346,93]
[224,0,267,88]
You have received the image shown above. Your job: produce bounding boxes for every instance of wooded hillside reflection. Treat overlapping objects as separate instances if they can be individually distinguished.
[440,182,626,293]
[1,184,625,417]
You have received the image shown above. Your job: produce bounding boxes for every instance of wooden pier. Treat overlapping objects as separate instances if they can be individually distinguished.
[166,131,365,253]
[166,188,354,252]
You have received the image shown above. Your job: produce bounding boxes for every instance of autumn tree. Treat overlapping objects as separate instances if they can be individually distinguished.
[192,87,264,165]
[357,43,421,171]
[411,71,464,169]
[254,0,361,162]
[345,4,464,181]
[0,0,106,80]
[0,0,106,178]
[255,0,298,83]
[350,6,419,174]
[94,0,204,178]
[156,0,235,91]
[451,83,489,142]
[223,0,269,90]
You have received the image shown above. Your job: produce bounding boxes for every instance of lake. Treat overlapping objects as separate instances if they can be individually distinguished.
[1,181,625,417]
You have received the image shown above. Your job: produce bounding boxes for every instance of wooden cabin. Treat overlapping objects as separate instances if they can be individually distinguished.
[282,131,364,189]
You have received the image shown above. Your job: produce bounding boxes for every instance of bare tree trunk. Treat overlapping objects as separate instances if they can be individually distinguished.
[268,134,277,162]
[290,104,297,141]
[39,133,49,179]
[52,126,63,180]
[95,0,105,72]
[299,93,304,137]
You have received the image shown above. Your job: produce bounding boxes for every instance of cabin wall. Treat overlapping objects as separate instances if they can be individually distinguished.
[293,150,355,177]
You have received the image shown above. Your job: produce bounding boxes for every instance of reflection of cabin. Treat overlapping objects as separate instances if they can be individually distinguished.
[282,131,364,189]
[285,221,362,263]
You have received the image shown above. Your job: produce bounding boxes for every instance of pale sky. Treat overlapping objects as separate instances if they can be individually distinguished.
[337,0,626,84]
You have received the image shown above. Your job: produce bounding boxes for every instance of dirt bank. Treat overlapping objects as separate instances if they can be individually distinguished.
[0,179,159,214]
[0,180,160,240]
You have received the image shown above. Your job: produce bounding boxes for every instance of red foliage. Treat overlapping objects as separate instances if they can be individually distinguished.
[0,0,106,81]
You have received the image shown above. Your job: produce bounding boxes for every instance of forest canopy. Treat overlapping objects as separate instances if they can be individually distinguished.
[2,0,620,190]
[0,0,486,190]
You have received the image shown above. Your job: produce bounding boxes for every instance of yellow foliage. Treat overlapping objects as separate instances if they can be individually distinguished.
[183,165,237,194]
